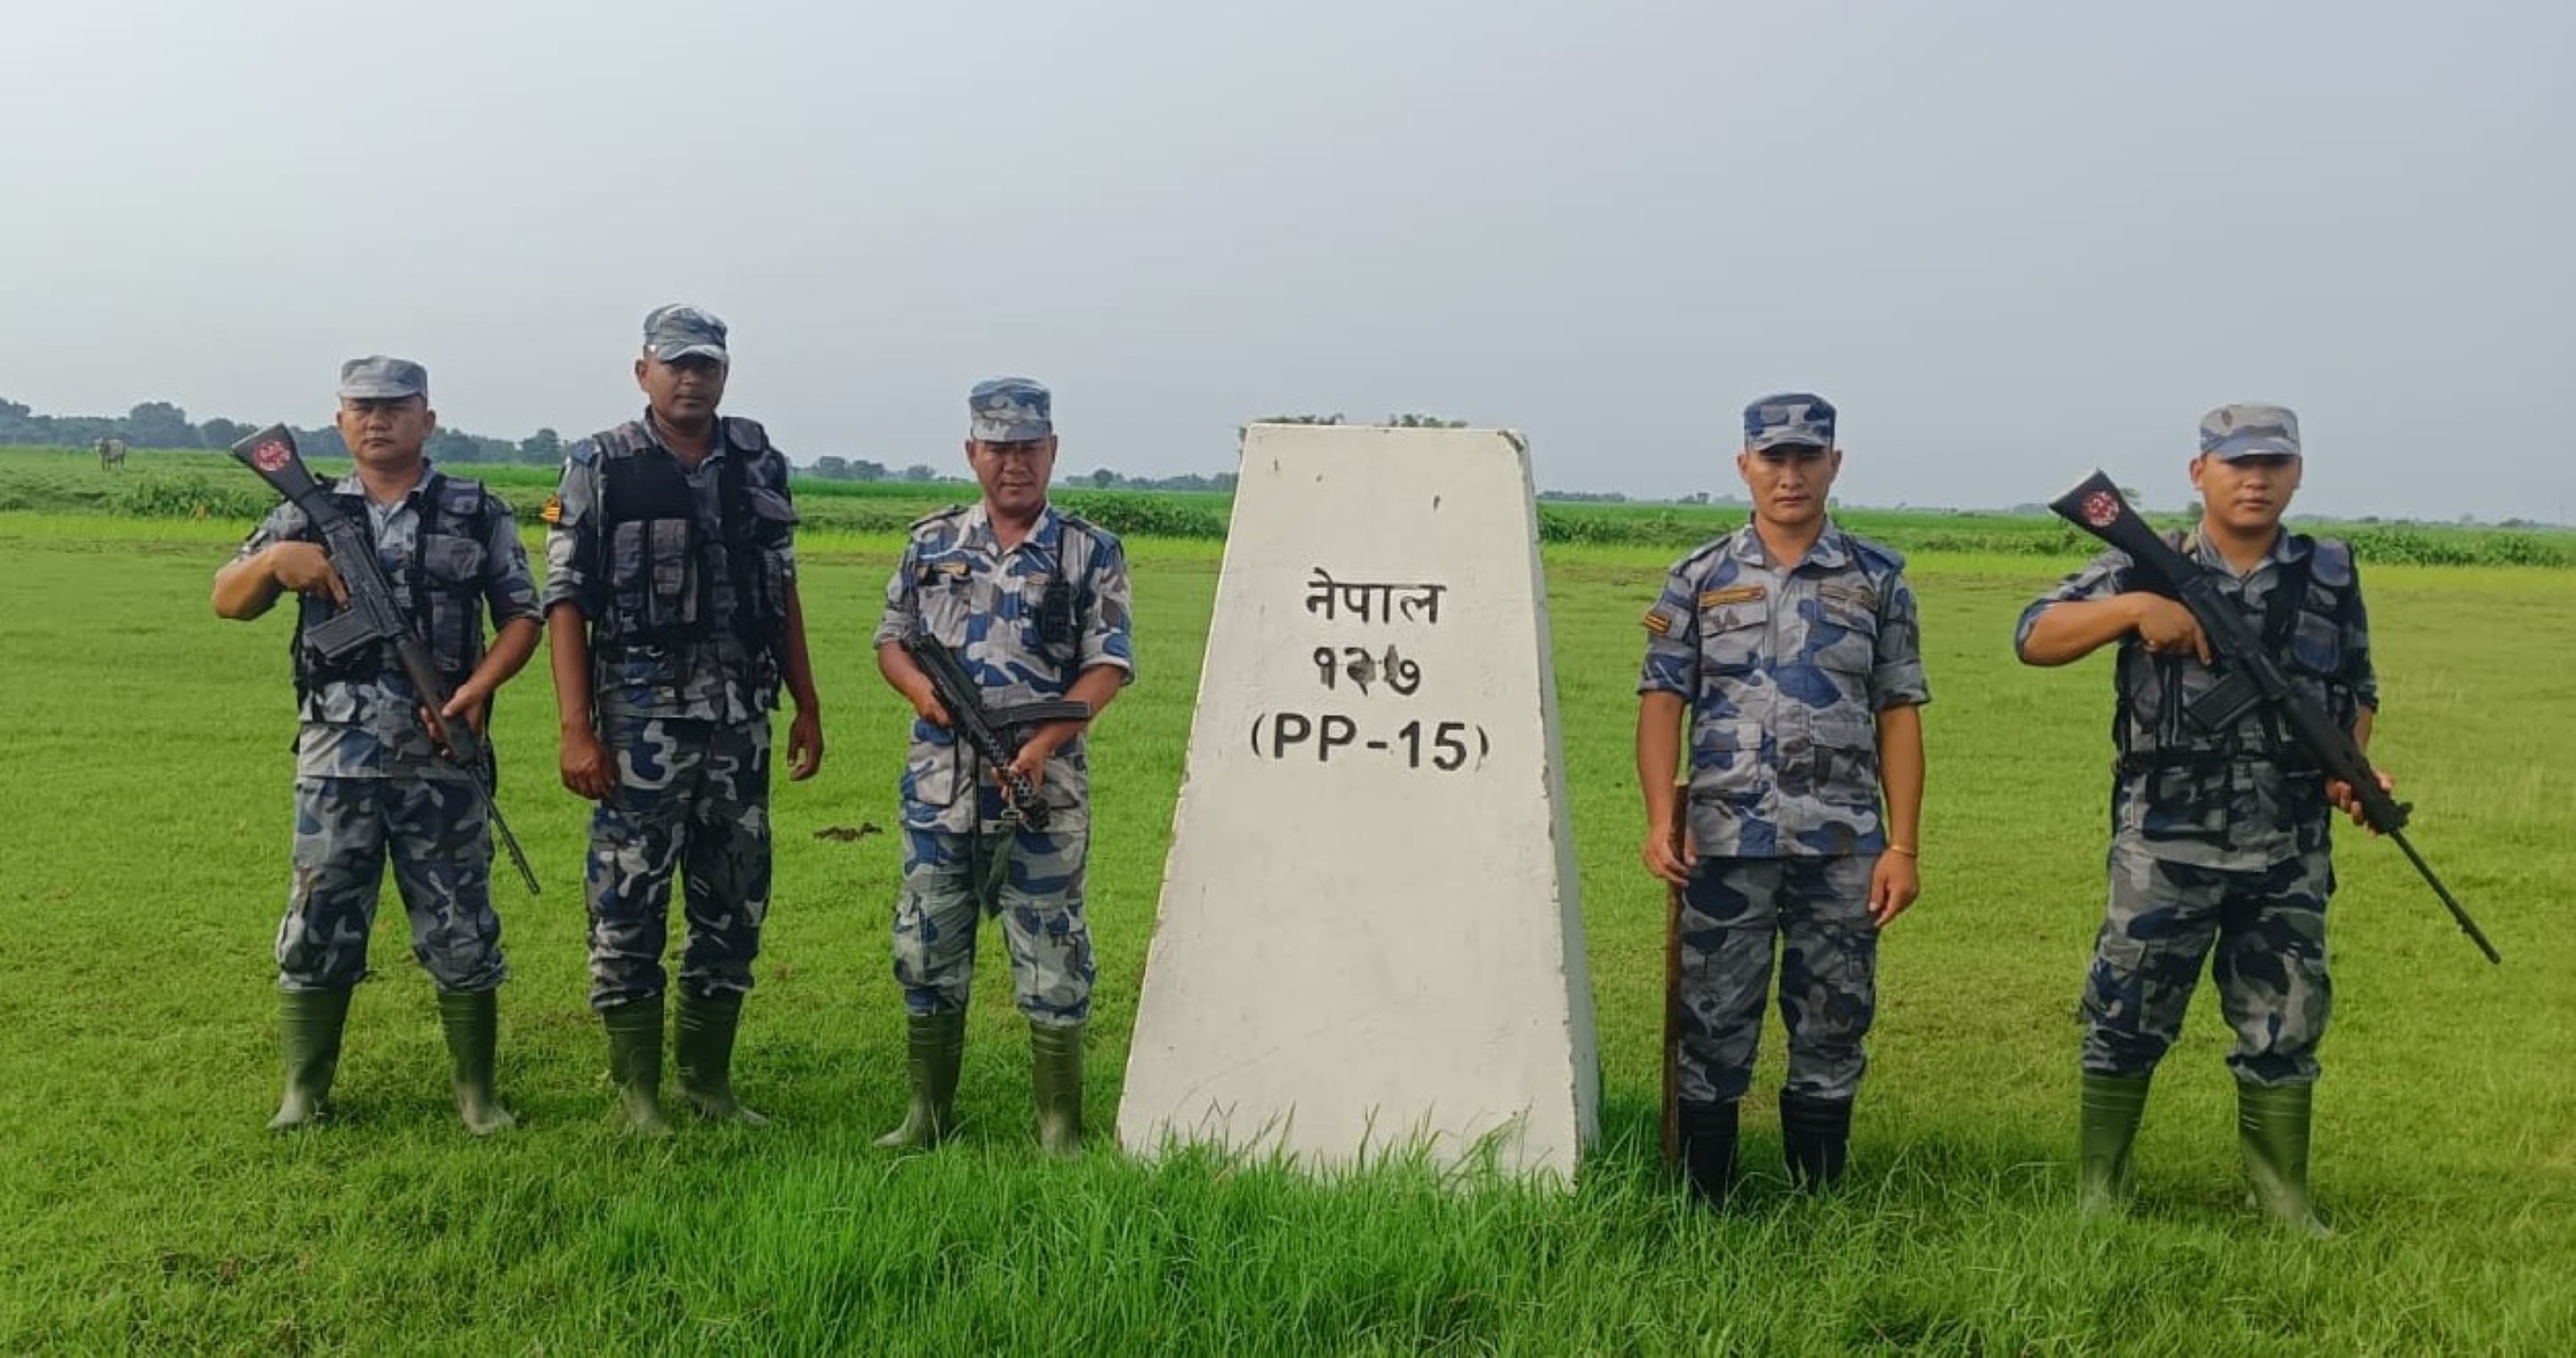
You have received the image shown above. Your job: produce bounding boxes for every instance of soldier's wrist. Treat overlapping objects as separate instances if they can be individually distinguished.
[1885,842,1919,858]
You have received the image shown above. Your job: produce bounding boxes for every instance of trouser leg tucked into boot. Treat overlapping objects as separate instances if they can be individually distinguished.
[268,988,353,1132]
[876,1009,967,1149]
[436,989,514,1136]
[1677,1100,1742,1208]
[676,989,767,1126]
[1779,1091,1854,1192]
[601,995,672,1137]
[2078,1072,2151,1216]
[2238,1080,2329,1237]
[1030,1020,1085,1160]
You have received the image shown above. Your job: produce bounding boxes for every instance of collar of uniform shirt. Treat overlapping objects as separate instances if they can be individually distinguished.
[332,465,434,536]
[961,500,1062,559]
[1727,519,1853,571]
[640,407,731,468]
[2184,525,2303,577]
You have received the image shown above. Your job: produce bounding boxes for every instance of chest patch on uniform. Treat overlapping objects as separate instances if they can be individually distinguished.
[1817,582,1876,612]
[1698,584,1764,609]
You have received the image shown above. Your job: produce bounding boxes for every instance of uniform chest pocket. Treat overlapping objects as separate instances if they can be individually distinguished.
[912,556,981,644]
[609,519,700,632]
[417,533,486,586]
[2286,597,2343,679]
[1808,589,1880,675]
[743,487,799,542]
[1698,597,1769,674]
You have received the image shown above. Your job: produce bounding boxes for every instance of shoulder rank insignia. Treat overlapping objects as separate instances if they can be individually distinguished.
[539,493,563,525]
[1642,608,1674,636]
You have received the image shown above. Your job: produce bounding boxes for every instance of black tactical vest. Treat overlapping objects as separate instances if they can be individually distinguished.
[589,417,792,650]
[2112,530,2365,772]
[291,473,499,697]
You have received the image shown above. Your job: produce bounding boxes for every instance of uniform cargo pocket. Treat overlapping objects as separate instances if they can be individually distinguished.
[1688,718,1765,803]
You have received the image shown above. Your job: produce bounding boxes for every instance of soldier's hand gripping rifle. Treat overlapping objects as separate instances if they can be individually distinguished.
[227,425,541,895]
[2049,471,2497,964]
[900,630,1092,833]
[902,630,1093,910]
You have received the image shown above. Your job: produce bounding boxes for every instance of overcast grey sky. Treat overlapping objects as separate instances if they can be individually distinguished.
[6,0,2570,520]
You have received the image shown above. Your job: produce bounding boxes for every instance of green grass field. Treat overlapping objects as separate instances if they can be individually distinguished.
[1,504,2571,1354]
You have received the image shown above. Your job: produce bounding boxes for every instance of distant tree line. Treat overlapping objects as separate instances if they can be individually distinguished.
[6,395,1246,490]
[0,396,566,465]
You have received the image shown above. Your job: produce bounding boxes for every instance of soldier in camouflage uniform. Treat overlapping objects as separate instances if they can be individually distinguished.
[211,356,541,1136]
[2017,403,2383,1235]
[871,377,1134,1159]
[1635,393,1930,1207]
[542,305,826,1136]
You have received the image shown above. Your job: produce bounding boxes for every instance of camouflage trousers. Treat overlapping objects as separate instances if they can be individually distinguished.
[1675,854,1878,1104]
[276,774,506,993]
[893,806,1094,1025]
[2081,838,2333,1087]
[583,712,772,1011]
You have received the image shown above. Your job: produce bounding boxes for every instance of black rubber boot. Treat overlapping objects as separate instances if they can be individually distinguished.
[875,1009,967,1150]
[2238,1080,2331,1237]
[435,989,515,1136]
[600,995,673,1137]
[676,990,767,1126]
[2079,1072,2152,1216]
[1677,1100,1742,1208]
[1780,1090,1854,1192]
[267,988,353,1132]
[1031,1020,1085,1160]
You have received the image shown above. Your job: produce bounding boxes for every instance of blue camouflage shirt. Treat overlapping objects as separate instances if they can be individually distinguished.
[873,502,1135,834]
[1638,520,1930,857]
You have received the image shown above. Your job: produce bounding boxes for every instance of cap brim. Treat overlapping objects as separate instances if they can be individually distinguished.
[337,382,423,400]
[650,342,729,364]
[1745,432,1831,452]
[2206,436,2300,459]
[971,419,1052,443]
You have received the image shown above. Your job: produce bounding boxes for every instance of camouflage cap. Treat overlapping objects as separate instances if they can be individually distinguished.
[2199,402,2301,459]
[642,304,729,363]
[969,377,1053,442]
[337,355,428,401]
[1744,392,1836,451]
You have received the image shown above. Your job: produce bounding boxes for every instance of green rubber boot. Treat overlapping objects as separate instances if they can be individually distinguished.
[1779,1091,1854,1193]
[676,990,767,1127]
[435,989,516,1136]
[601,995,673,1138]
[875,1009,967,1150]
[1031,1020,1085,1160]
[2079,1072,2152,1217]
[267,988,353,1132]
[2238,1080,2331,1237]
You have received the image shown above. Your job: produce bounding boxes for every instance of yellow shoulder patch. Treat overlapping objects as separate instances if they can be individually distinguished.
[1697,584,1763,608]
[539,493,563,525]
[1642,608,1673,636]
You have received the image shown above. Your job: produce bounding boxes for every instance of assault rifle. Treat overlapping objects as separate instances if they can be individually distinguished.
[2048,471,2496,965]
[227,425,540,895]
[900,630,1091,833]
